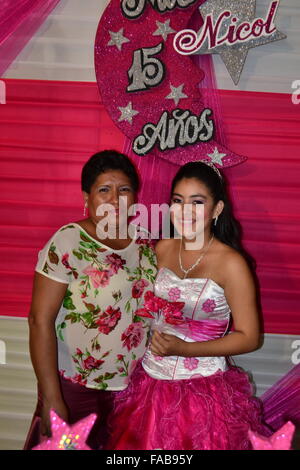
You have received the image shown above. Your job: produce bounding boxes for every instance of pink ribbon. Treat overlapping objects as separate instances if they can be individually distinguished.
[180,318,229,341]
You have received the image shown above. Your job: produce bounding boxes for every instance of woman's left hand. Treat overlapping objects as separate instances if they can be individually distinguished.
[150,330,189,357]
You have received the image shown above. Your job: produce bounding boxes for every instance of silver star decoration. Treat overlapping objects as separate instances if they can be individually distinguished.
[108,28,130,51]
[207,147,227,166]
[118,102,139,124]
[196,0,286,84]
[153,19,176,41]
[165,84,188,106]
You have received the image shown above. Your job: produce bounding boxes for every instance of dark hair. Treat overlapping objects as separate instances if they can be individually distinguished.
[171,161,255,268]
[81,150,140,193]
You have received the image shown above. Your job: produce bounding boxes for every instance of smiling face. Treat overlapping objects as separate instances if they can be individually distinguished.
[83,169,136,233]
[170,177,224,241]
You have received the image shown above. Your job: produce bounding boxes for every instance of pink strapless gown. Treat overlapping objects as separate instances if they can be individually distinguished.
[106,268,271,450]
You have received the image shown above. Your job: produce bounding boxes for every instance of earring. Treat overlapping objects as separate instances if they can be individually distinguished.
[214,215,218,226]
[83,202,88,217]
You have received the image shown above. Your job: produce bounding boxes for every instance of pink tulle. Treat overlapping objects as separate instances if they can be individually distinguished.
[106,362,271,450]
[0,1,61,77]
[261,364,300,432]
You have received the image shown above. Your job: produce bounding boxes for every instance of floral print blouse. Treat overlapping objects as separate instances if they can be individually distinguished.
[35,223,157,391]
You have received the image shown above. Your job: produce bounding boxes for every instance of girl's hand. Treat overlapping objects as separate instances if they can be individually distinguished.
[150,330,190,357]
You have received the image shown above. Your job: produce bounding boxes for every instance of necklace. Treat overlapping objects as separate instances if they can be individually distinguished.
[179,235,214,279]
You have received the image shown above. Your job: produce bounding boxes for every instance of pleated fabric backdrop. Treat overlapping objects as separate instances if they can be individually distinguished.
[0,79,299,335]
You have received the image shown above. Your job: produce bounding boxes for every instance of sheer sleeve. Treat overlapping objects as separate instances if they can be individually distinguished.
[35,229,72,284]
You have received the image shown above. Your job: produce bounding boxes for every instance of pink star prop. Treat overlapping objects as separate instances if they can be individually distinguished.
[248,421,295,450]
[32,410,97,450]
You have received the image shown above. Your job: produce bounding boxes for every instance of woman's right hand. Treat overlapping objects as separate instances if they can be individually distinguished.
[41,398,69,437]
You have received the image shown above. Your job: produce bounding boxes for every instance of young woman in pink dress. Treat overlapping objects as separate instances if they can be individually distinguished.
[106,160,271,450]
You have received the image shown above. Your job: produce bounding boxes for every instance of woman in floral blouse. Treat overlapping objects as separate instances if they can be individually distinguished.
[24,150,157,449]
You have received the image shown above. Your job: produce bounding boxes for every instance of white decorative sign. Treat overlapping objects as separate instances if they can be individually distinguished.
[173,0,286,84]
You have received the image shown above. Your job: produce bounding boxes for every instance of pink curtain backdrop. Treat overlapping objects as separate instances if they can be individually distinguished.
[0,79,299,336]
[0,0,61,77]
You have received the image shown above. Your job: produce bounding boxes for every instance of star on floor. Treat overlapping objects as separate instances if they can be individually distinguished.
[198,0,286,84]
[153,19,176,41]
[118,102,139,124]
[165,84,188,106]
[108,28,130,51]
[207,147,227,166]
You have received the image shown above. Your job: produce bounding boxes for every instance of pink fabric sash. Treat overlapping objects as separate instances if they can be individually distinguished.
[165,317,229,342]
[185,318,229,342]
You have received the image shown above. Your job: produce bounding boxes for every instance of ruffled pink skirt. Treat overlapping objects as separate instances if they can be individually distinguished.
[106,362,270,450]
